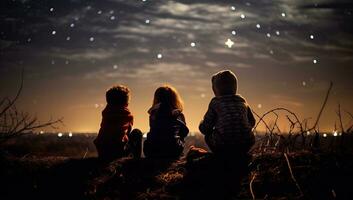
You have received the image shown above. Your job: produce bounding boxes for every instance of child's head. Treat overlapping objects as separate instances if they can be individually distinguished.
[106,85,130,107]
[212,70,238,96]
[152,85,184,111]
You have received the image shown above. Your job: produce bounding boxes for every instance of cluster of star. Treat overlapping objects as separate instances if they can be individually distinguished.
[22,2,322,68]
[17,1,325,104]
[224,5,318,66]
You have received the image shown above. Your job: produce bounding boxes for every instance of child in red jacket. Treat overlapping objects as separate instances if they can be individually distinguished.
[94,85,142,161]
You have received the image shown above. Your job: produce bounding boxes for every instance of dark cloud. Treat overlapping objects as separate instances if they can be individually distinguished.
[1,0,352,131]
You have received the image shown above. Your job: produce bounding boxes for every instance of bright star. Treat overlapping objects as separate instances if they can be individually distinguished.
[225,38,234,48]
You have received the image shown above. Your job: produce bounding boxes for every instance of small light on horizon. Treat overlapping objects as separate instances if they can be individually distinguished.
[70,23,75,28]
[333,130,338,137]
[313,59,318,64]
[113,64,118,69]
[190,42,196,47]
[145,19,150,24]
[281,12,286,17]
[51,30,56,35]
[40,131,44,134]
[266,33,271,38]
[275,30,280,35]
[49,8,54,12]
[240,14,245,19]
[157,53,163,59]
[302,81,307,86]
[66,36,71,41]
[231,30,236,35]
[323,133,327,138]
[58,133,63,137]
[110,16,116,20]
[89,37,95,42]
[97,10,102,15]
[310,35,314,40]
[69,132,73,137]
[306,131,311,135]
[231,6,236,11]
[256,24,261,29]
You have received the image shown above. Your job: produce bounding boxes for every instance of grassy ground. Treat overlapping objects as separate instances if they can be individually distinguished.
[1,134,353,200]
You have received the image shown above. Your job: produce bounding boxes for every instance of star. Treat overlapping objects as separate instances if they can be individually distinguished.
[225,38,234,48]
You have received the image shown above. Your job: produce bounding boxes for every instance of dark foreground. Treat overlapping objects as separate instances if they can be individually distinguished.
[1,151,353,200]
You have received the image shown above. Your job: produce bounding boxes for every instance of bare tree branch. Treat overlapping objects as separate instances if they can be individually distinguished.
[0,68,24,117]
[336,104,345,133]
[0,69,63,144]
[309,82,333,131]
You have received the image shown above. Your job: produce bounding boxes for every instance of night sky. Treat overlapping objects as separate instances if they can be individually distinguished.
[1,0,353,133]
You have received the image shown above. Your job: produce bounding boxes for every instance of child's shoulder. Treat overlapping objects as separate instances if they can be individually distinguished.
[219,94,247,103]
[102,105,132,115]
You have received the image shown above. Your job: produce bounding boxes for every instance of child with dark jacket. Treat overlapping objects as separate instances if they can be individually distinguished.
[94,85,142,161]
[143,85,189,158]
[199,70,256,156]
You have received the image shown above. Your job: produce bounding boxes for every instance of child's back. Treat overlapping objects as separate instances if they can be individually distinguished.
[143,86,189,158]
[94,85,141,161]
[95,105,133,155]
[200,95,255,153]
[199,70,255,155]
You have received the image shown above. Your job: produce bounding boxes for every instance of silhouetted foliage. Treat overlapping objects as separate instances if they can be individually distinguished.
[0,70,62,145]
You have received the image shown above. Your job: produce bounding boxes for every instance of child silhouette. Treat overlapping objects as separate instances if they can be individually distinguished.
[199,70,255,155]
[144,85,189,158]
[94,85,142,161]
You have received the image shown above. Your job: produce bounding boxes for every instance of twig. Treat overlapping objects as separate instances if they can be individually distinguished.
[82,147,89,159]
[284,153,304,197]
[255,108,304,133]
[309,81,333,131]
[345,111,353,121]
[253,111,272,133]
[336,104,345,134]
[250,172,257,200]
[0,68,24,117]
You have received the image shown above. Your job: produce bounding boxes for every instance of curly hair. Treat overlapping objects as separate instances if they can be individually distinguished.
[152,85,184,111]
[106,85,130,106]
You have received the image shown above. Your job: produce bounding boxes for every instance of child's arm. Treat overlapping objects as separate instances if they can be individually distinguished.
[123,115,134,142]
[177,113,189,139]
[247,106,256,128]
[199,100,216,135]
[246,106,256,147]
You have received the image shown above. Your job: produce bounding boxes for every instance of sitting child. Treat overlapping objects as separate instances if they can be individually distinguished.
[94,85,142,161]
[199,70,256,156]
[143,85,189,158]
